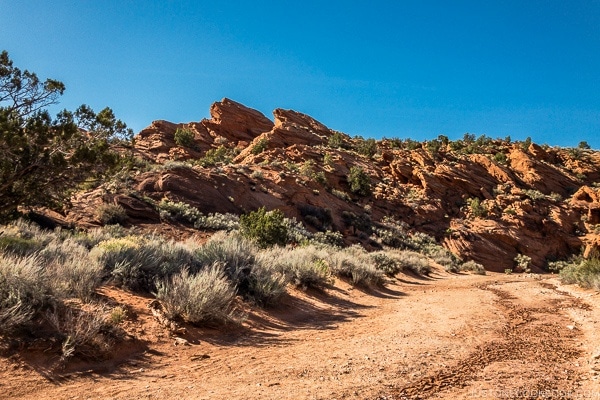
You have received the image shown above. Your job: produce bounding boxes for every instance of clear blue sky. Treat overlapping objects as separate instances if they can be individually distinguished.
[1,0,599,148]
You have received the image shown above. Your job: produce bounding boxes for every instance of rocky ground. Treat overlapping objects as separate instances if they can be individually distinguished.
[3,267,600,399]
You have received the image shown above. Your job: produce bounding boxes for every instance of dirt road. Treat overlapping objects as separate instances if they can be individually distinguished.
[2,269,600,399]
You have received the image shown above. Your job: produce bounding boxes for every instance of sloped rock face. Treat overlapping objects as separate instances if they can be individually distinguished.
[66,99,600,272]
[203,98,274,144]
[234,109,331,163]
[134,98,274,162]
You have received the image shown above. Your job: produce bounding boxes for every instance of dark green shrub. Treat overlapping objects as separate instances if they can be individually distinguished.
[467,197,488,218]
[327,131,345,149]
[174,127,195,148]
[240,207,288,248]
[347,166,371,196]
[493,152,507,164]
[198,145,235,167]
[251,138,268,155]
[355,137,378,158]
[560,258,600,289]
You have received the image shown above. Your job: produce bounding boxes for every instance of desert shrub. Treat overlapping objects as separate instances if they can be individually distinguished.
[311,230,345,248]
[161,160,194,171]
[197,145,235,167]
[560,258,600,290]
[258,246,332,289]
[158,200,240,231]
[370,251,403,275]
[299,205,333,232]
[427,246,460,272]
[4,219,55,242]
[354,137,378,158]
[328,246,384,286]
[194,232,257,293]
[514,253,532,272]
[40,239,103,301]
[425,139,442,158]
[347,166,371,196]
[523,189,546,201]
[250,170,264,180]
[323,153,334,167]
[96,203,127,225]
[327,131,346,149]
[404,231,436,252]
[158,200,239,231]
[247,258,289,306]
[549,192,563,202]
[374,219,410,249]
[90,236,196,292]
[174,127,195,148]
[251,138,268,155]
[158,200,203,225]
[73,225,129,249]
[391,250,431,275]
[155,265,237,325]
[331,188,352,202]
[0,235,42,256]
[342,211,372,234]
[459,260,486,275]
[493,152,507,164]
[197,213,240,231]
[547,260,572,273]
[467,197,488,218]
[0,254,51,333]
[240,207,288,248]
[283,217,312,244]
[46,303,117,361]
[405,139,421,150]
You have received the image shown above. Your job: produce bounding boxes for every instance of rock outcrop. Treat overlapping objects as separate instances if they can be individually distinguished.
[65,99,600,273]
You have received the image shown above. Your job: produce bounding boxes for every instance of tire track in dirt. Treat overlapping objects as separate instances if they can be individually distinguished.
[379,280,588,400]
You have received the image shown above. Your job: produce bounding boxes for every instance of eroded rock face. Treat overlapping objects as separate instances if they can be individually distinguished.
[66,99,600,272]
[134,98,274,162]
[203,98,274,143]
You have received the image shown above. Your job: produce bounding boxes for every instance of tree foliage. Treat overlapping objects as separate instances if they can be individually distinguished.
[0,50,132,220]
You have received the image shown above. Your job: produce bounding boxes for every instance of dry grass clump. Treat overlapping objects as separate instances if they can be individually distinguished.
[327,246,384,286]
[459,260,487,275]
[90,235,197,291]
[0,254,50,334]
[257,245,332,289]
[155,265,238,325]
[46,302,119,361]
[560,258,600,290]
[388,250,432,275]
[40,238,103,300]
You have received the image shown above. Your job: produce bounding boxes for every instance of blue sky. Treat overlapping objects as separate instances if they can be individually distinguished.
[1,1,599,148]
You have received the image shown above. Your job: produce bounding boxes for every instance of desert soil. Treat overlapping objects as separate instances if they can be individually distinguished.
[2,268,600,400]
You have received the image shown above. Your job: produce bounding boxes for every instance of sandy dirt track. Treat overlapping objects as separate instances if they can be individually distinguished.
[2,269,600,400]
